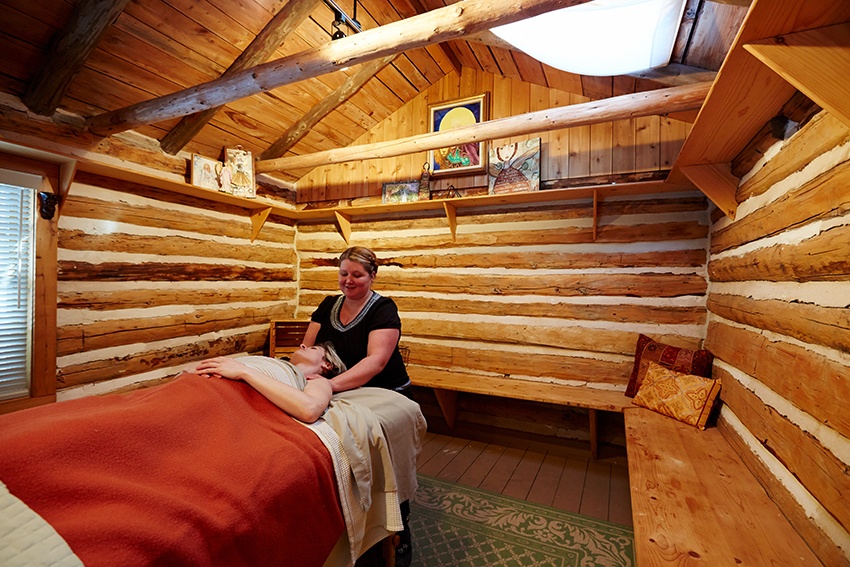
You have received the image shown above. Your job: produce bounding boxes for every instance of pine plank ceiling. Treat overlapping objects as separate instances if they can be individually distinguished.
[0,0,747,184]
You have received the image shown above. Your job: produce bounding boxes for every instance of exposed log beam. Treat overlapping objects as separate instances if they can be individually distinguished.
[23,0,131,116]
[744,22,850,132]
[159,0,318,155]
[628,63,717,88]
[256,82,711,173]
[86,0,590,136]
[465,30,518,52]
[259,56,396,161]
[405,0,463,76]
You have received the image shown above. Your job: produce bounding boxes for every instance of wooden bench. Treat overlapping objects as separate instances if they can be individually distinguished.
[270,320,820,564]
[624,407,821,565]
[408,366,631,459]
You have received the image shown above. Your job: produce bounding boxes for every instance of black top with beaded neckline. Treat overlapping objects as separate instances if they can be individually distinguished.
[311,293,409,390]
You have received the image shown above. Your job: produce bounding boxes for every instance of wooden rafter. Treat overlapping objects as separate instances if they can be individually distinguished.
[256,82,711,173]
[465,30,518,52]
[158,0,318,155]
[405,0,463,76]
[627,63,718,88]
[259,55,396,161]
[23,0,131,116]
[85,0,591,136]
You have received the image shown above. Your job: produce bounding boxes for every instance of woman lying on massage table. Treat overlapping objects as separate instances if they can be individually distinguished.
[181,341,347,423]
[0,342,356,567]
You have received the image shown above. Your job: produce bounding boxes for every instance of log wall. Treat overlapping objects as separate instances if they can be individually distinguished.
[706,111,850,565]
[55,171,299,398]
[296,67,691,203]
[296,191,711,442]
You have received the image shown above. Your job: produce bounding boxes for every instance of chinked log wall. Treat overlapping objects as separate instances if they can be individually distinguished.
[55,172,299,395]
[296,67,691,202]
[702,110,850,566]
[296,193,710,442]
[54,63,694,402]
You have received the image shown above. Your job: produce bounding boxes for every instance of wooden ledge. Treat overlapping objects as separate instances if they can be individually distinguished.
[409,366,631,458]
[71,158,695,244]
[409,366,630,411]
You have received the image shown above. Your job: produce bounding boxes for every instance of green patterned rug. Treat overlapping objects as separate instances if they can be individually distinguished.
[410,475,635,567]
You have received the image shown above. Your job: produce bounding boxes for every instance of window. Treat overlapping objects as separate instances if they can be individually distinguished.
[0,157,58,414]
[0,179,36,401]
[491,0,687,76]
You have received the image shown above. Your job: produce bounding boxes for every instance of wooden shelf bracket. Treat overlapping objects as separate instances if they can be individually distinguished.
[679,163,739,219]
[443,201,457,241]
[249,207,272,242]
[57,160,77,219]
[744,22,850,132]
[334,210,352,244]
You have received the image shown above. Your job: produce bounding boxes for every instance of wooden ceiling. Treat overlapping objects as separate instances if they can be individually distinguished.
[0,0,746,186]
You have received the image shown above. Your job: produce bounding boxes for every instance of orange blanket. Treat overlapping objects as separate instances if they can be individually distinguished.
[0,374,344,566]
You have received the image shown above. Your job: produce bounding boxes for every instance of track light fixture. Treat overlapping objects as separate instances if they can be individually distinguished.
[325,0,361,41]
[331,10,346,40]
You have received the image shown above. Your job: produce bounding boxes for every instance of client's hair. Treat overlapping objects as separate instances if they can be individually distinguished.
[320,341,347,378]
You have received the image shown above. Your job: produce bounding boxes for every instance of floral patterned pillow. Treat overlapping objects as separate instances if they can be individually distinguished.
[625,334,714,398]
[632,362,722,430]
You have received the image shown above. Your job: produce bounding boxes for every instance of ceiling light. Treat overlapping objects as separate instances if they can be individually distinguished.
[491,0,687,76]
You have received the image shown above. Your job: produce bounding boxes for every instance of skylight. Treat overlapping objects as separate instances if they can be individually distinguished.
[491,0,687,76]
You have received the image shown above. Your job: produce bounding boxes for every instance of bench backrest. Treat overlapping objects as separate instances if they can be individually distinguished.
[269,320,310,358]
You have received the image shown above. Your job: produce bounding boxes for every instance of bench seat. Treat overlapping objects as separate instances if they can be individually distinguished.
[624,407,821,566]
[408,365,631,458]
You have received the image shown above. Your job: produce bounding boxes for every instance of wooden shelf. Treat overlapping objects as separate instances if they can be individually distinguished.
[668,0,850,218]
[71,159,698,242]
[75,159,298,241]
[76,160,297,217]
[299,179,694,243]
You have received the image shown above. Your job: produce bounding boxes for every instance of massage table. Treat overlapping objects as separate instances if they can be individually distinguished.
[0,372,426,566]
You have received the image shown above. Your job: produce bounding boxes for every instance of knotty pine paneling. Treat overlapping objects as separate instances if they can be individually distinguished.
[55,177,299,396]
[296,192,710,396]
[296,67,691,203]
[706,110,850,563]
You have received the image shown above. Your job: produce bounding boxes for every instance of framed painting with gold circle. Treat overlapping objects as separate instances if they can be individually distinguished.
[427,93,488,177]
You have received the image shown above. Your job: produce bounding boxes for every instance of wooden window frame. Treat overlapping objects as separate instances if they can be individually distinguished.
[0,152,58,414]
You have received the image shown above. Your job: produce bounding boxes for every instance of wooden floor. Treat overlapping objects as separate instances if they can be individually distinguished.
[416,430,633,528]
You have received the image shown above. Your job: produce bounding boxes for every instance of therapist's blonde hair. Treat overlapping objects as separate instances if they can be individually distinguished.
[338,246,378,276]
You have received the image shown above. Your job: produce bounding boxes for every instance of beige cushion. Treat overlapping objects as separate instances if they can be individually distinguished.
[632,361,721,430]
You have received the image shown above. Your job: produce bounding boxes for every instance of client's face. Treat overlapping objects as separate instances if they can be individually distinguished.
[290,345,327,371]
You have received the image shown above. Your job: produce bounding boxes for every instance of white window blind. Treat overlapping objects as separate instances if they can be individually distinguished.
[0,181,35,401]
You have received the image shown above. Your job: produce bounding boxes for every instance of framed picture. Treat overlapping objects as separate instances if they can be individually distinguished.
[428,93,488,177]
[382,180,420,204]
[190,154,222,191]
[488,138,541,194]
[223,146,256,198]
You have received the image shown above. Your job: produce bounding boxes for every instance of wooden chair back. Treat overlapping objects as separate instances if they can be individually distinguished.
[269,320,310,358]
